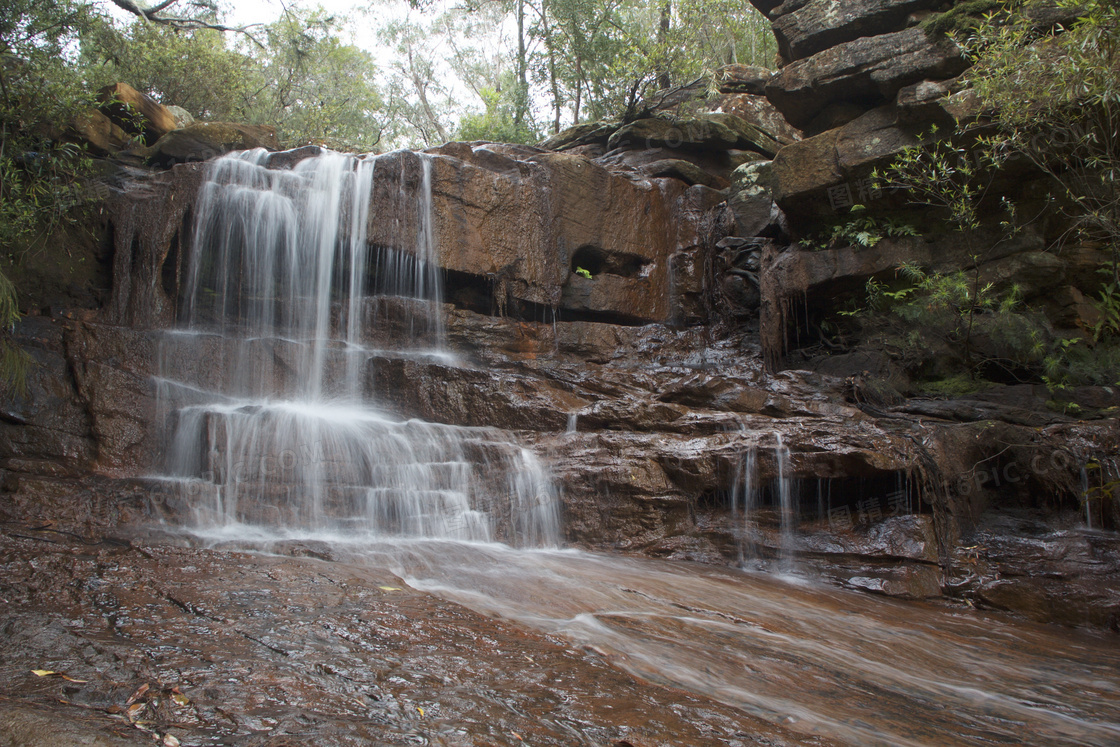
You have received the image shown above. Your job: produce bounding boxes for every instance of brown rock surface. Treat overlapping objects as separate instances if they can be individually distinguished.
[148,122,280,166]
[98,83,179,145]
[765,27,967,128]
[772,0,943,61]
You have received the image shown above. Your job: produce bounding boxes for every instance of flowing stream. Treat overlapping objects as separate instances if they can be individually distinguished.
[157,149,1120,746]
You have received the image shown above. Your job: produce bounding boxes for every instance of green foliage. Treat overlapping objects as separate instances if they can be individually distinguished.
[250,8,384,151]
[1091,262,1120,342]
[82,7,384,152]
[82,19,255,121]
[456,82,540,144]
[574,266,592,278]
[956,0,1120,276]
[874,131,1013,239]
[858,262,1057,379]
[1,0,98,249]
[919,373,992,397]
[1055,338,1120,386]
[920,0,1005,37]
[0,264,29,395]
[804,206,919,251]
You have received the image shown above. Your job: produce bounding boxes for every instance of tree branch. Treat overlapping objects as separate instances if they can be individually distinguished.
[105,0,266,48]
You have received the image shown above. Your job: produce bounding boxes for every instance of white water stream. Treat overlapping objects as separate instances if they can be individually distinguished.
[155,149,559,545]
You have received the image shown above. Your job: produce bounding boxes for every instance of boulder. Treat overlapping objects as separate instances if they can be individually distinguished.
[539,121,617,151]
[165,105,195,129]
[747,0,790,16]
[728,161,784,238]
[765,27,968,128]
[771,127,843,208]
[607,116,740,151]
[69,109,131,156]
[97,83,178,145]
[148,123,280,166]
[718,93,803,146]
[772,0,944,61]
[773,100,949,212]
[704,112,783,157]
[835,104,923,173]
[717,64,773,95]
[639,159,729,189]
[805,101,868,136]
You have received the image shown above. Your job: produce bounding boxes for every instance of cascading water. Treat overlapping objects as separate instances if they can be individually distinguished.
[154,148,560,546]
[732,445,758,563]
[774,433,796,569]
[731,435,797,568]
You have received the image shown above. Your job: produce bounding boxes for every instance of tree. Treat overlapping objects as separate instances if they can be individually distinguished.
[377,12,456,146]
[959,0,1120,284]
[83,5,386,151]
[82,18,256,120]
[1,0,98,389]
[102,0,266,44]
[246,8,384,151]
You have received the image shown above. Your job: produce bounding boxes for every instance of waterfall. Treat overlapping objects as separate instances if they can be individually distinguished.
[733,445,758,563]
[732,435,797,569]
[154,148,560,547]
[774,433,796,569]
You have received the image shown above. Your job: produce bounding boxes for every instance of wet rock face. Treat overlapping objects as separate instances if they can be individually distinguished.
[948,512,1120,630]
[373,145,727,324]
[0,532,814,746]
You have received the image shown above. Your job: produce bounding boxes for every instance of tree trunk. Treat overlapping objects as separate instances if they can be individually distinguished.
[657,0,671,91]
[515,0,528,131]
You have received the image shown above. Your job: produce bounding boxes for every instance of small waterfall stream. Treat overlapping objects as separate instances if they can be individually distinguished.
[154,149,559,546]
[732,435,797,568]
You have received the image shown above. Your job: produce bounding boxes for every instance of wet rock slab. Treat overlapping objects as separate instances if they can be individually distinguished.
[0,528,823,747]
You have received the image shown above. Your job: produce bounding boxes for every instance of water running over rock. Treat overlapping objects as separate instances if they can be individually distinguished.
[153,149,560,546]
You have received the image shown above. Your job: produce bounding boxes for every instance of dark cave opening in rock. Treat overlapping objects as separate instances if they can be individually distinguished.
[443,267,653,326]
[570,244,649,278]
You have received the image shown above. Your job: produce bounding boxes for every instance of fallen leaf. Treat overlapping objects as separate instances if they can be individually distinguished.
[31,669,88,683]
[171,690,190,706]
[416,706,424,716]
[163,734,181,747]
[126,702,146,721]
[126,683,150,705]
[512,732,524,741]
[378,586,401,591]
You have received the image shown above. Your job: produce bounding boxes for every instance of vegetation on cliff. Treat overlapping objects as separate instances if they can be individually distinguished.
[832,0,1120,394]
